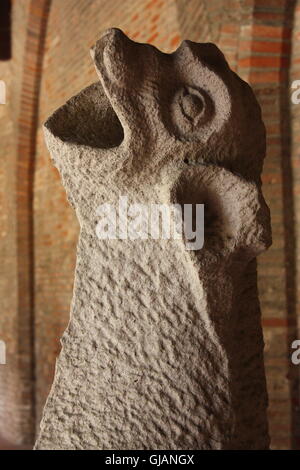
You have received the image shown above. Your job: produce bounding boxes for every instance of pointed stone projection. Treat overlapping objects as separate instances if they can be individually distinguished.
[35,29,272,450]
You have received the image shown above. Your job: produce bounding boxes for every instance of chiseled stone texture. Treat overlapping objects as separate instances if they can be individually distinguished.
[35,29,271,450]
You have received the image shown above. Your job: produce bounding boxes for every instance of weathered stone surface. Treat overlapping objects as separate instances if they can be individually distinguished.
[35,29,271,450]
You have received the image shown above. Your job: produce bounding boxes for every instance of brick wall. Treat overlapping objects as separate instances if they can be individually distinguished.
[0,0,51,446]
[0,0,30,444]
[243,1,299,449]
[290,0,300,449]
[0,0,299,449]
[0,56,19,444]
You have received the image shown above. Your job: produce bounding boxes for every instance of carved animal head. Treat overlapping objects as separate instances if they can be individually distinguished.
[45,29,266,183]
[90,28,265,182]
[43,29,271,260]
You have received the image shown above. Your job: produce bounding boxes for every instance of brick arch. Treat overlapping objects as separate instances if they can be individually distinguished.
[16,0,51,444]
[289,0,300,451]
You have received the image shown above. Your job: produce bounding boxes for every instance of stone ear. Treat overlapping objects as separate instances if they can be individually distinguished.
[91,28,142,87]
[172,165,272,259]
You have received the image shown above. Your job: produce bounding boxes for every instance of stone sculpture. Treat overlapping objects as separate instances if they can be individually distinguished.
[35,28,272,450]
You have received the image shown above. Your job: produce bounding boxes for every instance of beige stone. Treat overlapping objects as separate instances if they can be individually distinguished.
[35,29,271,450]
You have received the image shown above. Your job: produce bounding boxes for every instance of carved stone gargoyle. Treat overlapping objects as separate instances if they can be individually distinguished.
[35,29,272,450]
